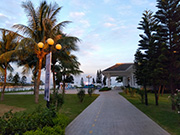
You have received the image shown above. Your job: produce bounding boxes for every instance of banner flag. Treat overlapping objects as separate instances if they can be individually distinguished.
[44,52,51,101]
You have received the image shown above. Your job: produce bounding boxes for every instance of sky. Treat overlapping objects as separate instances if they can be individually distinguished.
[0,0,158,85]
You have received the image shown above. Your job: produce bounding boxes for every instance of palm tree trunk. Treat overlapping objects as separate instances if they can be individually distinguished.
[1,66,7,101]
[35,58,42,104]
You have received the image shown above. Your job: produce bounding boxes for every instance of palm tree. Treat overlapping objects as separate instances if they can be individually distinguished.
[55,54,83,98]
[51,33,80,92]
[13,0,70,103]
[0,29,21,101]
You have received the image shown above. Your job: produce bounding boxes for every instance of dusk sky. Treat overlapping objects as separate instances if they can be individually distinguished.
[0,0,157,85]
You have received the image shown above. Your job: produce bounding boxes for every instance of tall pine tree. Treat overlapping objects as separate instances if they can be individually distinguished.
[135,10,158,105]
[155,0,180,110]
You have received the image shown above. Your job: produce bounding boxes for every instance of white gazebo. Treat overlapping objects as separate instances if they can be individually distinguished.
[102,63,139,88]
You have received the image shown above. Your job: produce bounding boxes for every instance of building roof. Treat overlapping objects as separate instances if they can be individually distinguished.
[103,63,134,72]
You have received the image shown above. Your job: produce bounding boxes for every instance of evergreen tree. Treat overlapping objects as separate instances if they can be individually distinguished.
[12,72,20,85]
[92,78,95,84]
[135,10,157,105]
[21,75,27,85]
[7,72,13,82]
[103,76,107,86]
[96,70,102,84]
[155,0,180,110]
[80,77,84,87]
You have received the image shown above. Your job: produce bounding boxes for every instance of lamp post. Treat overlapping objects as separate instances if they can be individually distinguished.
[37,38,62,107]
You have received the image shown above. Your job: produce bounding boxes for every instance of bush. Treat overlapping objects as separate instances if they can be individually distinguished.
[53,114,69,129]
[24,125,65,135]
[123,88,129,94]
[88,88,93,96]
[77,89,85,102]
[50,92,64,111]
[136,88,144,103]
[99,87,111,92]
[0,106,68,135]
[171,89,180,113]
[120,86,125,90]
[129,88,136,97]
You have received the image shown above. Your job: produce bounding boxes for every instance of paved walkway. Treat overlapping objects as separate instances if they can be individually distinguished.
[65,90,170,135]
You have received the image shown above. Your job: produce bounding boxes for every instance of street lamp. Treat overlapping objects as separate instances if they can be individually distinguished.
[37,38,62,108]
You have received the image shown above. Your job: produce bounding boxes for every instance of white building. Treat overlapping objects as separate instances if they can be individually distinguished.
[102,63,139,88]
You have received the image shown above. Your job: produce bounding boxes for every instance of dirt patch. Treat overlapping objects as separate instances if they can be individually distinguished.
[0,104,25,116]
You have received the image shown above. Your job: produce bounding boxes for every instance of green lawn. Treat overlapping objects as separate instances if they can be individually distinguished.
[61,94,99,123]
[120,92,180,135]
[0,94,99,124]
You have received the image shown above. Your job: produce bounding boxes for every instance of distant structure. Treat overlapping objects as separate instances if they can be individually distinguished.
[102,63,139,88]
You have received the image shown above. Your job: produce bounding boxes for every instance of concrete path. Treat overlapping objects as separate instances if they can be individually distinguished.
[65,90,170,135]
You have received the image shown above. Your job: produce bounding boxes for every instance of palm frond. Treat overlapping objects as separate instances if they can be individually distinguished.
[13,24,34,37]
[52,21,71,32]
[21,1,38,31]
[0,65,5,74]
[0,50,16,63]
[50,6,62,21]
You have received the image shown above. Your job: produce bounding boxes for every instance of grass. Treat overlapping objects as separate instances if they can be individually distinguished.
[0,94,99,124]
[120,92,180,135]
[61,94,99,123]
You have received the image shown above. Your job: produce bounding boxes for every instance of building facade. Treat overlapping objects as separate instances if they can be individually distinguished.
[102,63,139,88]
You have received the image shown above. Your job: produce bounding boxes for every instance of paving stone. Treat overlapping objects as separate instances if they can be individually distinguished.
[65,90,170,135]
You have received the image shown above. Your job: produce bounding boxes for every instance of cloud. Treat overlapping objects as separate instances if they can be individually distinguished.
[104,0,111,3]
[130,0,150,6]
[0,13,9,22]
[79,20,90,28]
[104,22,116,27]
[69,12,85,18]
[66,27,85,38]
[0,13,8,18]
[107,17,115,22]
[68,12,90,28]
[69,0,92,10]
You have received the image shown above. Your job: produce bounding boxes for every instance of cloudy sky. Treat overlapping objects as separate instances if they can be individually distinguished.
[0,0,157,84]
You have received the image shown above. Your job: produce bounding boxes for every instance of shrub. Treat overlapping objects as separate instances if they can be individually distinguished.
[53,114,69,129]
[88,88,93,96]
[0,106,68,135]
[136,88,144,103]
[120,86,125,90]
[176,90,180,113]
[99,87,111,92]
[77,89,85,102]
[170,89,180,113]
[129,88,136,97]
[123,88,129,94]
[24,125,65,135]
[50,92,64,111]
